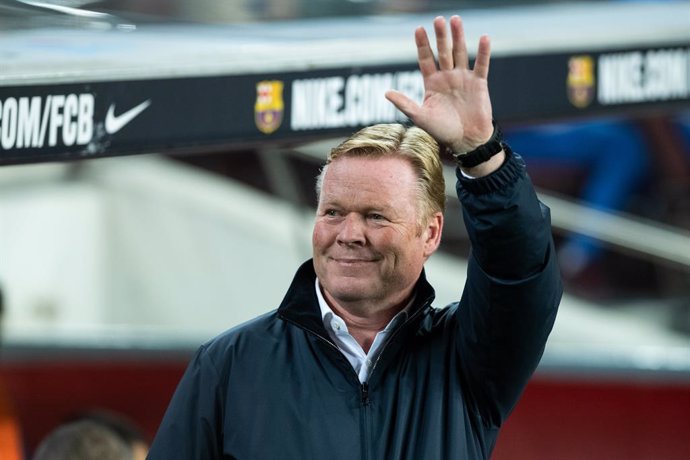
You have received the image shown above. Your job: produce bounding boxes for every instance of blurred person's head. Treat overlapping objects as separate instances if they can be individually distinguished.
[32,420,132,460]
[70,410,148,460]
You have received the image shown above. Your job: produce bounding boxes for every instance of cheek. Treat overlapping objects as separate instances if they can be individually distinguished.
[312,227,321,249]
[392,235,426,265]
[312,223,331,250]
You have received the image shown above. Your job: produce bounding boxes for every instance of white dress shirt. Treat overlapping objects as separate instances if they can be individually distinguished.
[315,278,411,383]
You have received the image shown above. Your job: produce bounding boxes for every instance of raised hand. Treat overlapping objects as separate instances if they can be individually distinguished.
[386,16,494,154]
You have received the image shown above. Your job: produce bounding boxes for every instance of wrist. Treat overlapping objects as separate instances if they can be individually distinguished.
[448,120,504,168]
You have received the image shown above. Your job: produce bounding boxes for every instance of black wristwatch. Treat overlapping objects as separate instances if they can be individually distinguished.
[451,120,504,168]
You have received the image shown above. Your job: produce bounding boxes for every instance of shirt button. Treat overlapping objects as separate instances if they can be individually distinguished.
[331,320,341,331]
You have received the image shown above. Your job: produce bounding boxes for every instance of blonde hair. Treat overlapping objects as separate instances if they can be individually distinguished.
[316,124,446,229]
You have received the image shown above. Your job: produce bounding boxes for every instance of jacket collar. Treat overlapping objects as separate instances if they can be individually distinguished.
[277,259,436,336]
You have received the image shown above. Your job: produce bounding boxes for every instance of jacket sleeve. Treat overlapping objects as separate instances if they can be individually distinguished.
[453,147,562,428]
[147,344,225,460]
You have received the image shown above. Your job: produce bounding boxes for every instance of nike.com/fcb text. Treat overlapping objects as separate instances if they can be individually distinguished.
[0,94,151,150]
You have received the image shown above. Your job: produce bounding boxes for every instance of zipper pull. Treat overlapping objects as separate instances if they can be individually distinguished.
[361,383,370,406]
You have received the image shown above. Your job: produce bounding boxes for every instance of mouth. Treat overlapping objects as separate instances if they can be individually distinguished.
[333,258,373,264]
[330,256,377,266]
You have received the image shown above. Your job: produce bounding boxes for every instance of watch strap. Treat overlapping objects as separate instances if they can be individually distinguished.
[451,120,503,168]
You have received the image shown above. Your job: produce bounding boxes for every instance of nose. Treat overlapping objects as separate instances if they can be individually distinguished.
[337,213,366,246]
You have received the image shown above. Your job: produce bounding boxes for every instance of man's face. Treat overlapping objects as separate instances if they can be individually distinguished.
[312,155,442,312]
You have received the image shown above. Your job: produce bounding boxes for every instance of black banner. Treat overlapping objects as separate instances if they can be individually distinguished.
[1,42,689,165]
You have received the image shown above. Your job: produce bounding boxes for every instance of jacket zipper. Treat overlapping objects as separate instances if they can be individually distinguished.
[360,303,429,460]
[356,305,428,459]
[358,302,428,460]
[361,382,370,460]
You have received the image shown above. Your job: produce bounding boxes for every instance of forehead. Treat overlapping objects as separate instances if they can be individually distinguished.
[323,156,416,191]
[320,156,419,211]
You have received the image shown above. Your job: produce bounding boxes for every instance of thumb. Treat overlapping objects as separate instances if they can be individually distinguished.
[385,90,419,121]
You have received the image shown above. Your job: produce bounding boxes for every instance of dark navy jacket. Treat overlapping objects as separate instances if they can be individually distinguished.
[148,150,562,460]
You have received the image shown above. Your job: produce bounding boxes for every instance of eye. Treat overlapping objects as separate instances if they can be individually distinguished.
[368,213,385,221]
[324,209,340,217]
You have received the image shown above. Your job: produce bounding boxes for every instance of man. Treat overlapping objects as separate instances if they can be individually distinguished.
[148,15,562,459]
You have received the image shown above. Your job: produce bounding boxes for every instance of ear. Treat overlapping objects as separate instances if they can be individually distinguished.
[422,212,443,258]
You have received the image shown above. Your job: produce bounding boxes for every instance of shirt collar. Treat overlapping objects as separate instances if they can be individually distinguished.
[315,278,414,334]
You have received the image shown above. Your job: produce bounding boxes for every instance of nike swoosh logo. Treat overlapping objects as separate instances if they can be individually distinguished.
[105,100,151,135]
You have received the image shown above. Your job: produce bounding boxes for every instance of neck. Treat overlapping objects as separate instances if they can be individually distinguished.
[322,290,412,353]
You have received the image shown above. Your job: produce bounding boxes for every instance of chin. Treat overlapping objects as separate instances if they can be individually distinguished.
[322,278,378,302]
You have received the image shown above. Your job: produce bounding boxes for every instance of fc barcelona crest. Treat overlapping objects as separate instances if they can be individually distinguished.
[567,55,595,109]
[255,80,284,134]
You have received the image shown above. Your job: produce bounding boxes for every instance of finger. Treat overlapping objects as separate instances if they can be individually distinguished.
[473,35,491,79]
[451,15,469,69]
[433,16,453,71]
[415,26,437,78]
[385,90,420,121]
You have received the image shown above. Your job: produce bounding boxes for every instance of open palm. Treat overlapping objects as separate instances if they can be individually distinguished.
[386,16,494,154]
